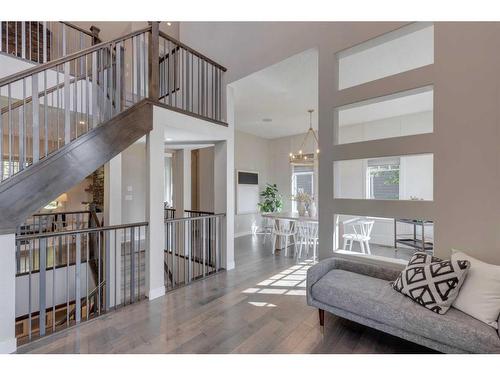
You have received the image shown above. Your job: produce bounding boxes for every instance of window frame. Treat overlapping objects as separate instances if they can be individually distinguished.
[291,167,314,212]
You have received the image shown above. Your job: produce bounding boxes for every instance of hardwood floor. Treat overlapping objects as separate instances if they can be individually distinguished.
[17,234,434,354]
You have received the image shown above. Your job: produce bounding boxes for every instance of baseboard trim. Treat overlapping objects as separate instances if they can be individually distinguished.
[0,337,16,354]
[147,285,166,301]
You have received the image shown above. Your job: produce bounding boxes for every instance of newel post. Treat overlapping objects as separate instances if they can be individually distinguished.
[148,21,160,100]
[90,25,101,45]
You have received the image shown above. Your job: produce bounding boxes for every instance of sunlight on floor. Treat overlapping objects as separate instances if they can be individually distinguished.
[242,259,314,303]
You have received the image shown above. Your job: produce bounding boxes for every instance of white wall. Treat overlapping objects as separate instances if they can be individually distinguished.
[198,147,215,213]
[181,22,500,265]
[234,129,319,236]
[121,141,146,224]
[234,131,271,236]
[0,234,15,353]
[172,149,191,216]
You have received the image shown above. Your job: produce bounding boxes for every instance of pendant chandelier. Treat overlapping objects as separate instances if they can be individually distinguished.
[289,109,319,164]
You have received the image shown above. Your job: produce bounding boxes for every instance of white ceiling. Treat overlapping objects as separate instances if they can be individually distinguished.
[231,48,318,139]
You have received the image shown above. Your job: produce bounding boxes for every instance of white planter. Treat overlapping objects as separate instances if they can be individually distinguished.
[308,201,317,217]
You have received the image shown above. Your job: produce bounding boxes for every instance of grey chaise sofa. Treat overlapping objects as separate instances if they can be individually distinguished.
[306,257,500,354]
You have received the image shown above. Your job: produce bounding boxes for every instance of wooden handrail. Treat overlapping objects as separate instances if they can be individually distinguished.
[159,30,227,72]
[60,22,95,38]
[0,26,152,87]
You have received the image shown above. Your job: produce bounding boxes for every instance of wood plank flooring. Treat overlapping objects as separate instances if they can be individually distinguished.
[17,235,434,354]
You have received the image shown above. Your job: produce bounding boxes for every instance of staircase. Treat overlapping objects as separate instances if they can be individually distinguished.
[0,22,226,232]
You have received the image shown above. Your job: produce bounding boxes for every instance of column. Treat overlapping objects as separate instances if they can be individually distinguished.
[0,233,16,353]
[145,123,165,300]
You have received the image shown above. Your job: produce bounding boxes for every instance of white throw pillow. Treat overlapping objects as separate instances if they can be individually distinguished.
[451,250,500,329]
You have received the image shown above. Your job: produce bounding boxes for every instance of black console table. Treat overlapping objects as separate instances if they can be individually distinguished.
[394,219,434,253]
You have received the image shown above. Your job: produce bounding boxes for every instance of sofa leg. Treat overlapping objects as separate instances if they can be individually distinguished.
[318,309,325,327]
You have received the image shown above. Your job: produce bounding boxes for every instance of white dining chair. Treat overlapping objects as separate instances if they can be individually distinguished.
[342,219,375,255]
[272,219,297,256]
[261,217,274,245]
[297,221,318,262]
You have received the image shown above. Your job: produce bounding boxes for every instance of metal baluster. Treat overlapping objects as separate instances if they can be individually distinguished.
[75,233,81,323]
[39,237,47,337]
[32,73,39,163]
[15,22,18,57]
[85,54,90,131]
[73,59,78,140]
[21,21,26,59]
[28,239,32,340]
[116,42,121,114]
[62,23,66,57]
[7,84,12,177]
[138,226,141,299]
[20,78,25,170]
[52,237,56,333]
[43,22,47,63]
[99,48,104,124]
[202,218,206,277]
[130,227,135,303]
[142,33,147,98]
[92,51,97,128]
[114,229,117,308]
[85,232,89,320]
[66,235,69,326]
[105,230,110,311]
[43,70,48,157]
[97,229,101,314]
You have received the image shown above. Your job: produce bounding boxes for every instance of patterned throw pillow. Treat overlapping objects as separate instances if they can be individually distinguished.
[392,252,470,314]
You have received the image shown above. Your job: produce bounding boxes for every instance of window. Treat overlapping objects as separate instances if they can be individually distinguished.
[337,23,434,89]
[366,158,400,200]
[335,86,433,145]
[292,165,314,212]
[334,154,433,201]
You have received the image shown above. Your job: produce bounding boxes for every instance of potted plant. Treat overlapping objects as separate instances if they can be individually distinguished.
[257,183,283,213]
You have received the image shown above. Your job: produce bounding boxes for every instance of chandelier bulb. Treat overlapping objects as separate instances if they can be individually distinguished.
[316,148,320,154]
[299,150,302,154]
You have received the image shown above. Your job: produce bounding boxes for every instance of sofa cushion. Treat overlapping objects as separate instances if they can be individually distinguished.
[311,269,500,353]
[392,252,470,314]
[451,250,500,330]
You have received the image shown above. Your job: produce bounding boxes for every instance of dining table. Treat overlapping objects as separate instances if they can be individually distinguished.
[261,212,318,252]
[261,211,318,222]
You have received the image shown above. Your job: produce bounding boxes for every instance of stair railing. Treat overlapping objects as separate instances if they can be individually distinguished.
[158,31,226,124]
[0,26,151,182]
[0,22,227,185]
[0,21,98,64]
[14,221,148,344]
[164,213,225,291]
